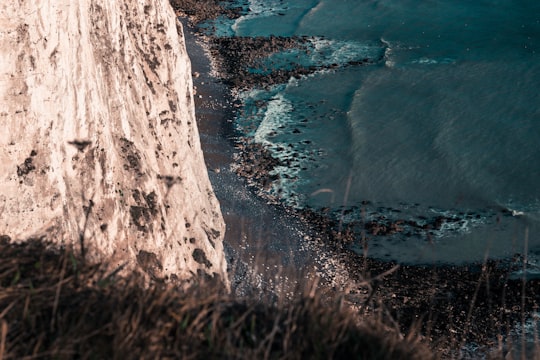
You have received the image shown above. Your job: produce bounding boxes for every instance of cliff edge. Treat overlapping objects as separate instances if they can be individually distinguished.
[0,0,227,284]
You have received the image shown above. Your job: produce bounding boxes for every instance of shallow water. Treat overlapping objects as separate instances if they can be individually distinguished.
[205,0,540,265]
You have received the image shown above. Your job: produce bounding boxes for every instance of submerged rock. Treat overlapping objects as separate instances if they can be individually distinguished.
[0,0,227,285]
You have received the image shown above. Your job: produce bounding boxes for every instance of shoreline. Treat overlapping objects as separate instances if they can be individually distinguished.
[180,18,360,299]
[175,6,540,357]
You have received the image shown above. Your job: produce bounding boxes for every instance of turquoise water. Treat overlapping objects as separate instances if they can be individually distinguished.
[206,0,540,265]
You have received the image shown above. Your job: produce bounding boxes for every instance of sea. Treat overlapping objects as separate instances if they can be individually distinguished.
[201,0,540,269]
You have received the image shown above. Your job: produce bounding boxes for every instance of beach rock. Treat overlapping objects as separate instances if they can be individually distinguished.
[171,0,242,25]
[0,0,227,286]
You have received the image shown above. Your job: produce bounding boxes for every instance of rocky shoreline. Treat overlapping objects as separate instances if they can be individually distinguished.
[179,14,358,302]
[173,1,540,357]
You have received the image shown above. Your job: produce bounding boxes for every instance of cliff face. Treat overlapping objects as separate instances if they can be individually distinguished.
[0,0,227,283]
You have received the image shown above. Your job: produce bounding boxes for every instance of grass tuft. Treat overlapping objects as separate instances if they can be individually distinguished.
[0,239,433,359]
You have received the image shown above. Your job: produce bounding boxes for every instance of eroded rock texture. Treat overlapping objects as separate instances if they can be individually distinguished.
[0,0,227,284]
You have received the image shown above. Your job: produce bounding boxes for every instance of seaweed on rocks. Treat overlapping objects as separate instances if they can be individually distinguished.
[232,137,284,197]
[170,0,243,25]
[209,35,381,90]
[210,36,309,89]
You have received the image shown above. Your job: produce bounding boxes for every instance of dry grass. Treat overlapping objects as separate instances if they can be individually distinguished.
[0,238,433,359]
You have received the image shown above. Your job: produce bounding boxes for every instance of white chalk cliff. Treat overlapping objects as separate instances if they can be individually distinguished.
[0,0,227,283]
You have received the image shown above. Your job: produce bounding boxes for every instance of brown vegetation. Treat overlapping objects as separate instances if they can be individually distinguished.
[0,239,433,359]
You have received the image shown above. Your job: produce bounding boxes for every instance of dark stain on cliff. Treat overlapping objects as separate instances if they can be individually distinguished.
[144,191,158,212]
[157,174,182,189]
[130,206,152,232]
[120,137,144,176]
[68,139,92,152]
[136,250,163,281]
[17,150,38,177]
[130,190,159,232]
[204,228,221,249]
[192,248,212,269]
[168,99,177,113]
[132,189,158,212]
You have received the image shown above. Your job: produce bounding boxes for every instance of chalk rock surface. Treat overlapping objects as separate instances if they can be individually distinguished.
[0,0,227,283]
